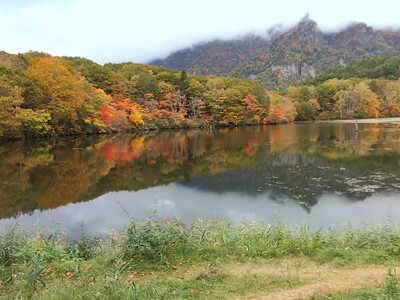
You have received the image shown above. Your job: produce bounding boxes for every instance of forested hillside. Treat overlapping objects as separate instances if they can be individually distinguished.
[151,16,400,89]
[1,49,400,139]
[0,51,269,139]
[311,56,400,83]
[286,55,400,120]
[273,77,400,121]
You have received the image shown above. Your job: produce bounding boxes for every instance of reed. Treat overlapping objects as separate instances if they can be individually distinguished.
[1,218,400,299]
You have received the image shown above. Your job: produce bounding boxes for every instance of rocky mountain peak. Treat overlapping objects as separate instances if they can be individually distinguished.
[150,18,400,89]
[297,13,318,30]
[347,22,372,33]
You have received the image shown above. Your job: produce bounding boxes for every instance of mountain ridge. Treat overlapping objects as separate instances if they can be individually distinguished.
[150,16,400,89]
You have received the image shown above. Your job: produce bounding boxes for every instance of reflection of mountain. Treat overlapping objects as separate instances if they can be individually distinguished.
[1,123,400,219]
[180,150,400,206]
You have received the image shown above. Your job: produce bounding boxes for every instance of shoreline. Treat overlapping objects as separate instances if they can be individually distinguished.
[314,117,400,124]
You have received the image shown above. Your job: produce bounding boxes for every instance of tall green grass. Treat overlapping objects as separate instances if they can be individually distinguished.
[118,218,400,266]
[1,218,400,299]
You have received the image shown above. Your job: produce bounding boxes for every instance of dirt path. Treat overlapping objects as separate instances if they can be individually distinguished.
[246,267,385,300]
[230,260,390,300]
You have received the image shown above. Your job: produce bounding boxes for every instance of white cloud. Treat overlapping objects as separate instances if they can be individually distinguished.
[1,0,399,64]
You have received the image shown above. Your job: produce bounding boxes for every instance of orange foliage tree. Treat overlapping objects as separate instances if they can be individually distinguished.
[242,93,266,124]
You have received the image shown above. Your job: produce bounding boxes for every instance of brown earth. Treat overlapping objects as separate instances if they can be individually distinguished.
[229,259,391,300]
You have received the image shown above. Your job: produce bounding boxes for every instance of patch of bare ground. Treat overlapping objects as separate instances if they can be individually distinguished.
[231,259,389,300]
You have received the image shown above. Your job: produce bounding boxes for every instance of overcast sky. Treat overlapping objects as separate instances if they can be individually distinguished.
[1,0,400,64]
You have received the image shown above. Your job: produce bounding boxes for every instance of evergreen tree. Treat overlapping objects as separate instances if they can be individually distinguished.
[178,70,189,93]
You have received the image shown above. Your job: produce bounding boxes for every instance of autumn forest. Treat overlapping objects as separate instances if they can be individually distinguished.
[1,50,400,139]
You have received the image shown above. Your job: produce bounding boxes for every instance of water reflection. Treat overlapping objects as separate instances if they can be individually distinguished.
[0,184,399,240]
[1,122,400,238]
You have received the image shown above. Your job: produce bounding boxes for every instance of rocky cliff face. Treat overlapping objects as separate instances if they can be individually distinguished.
[150,16,400,89]
[0,51,26,69]
[151,35,270,77]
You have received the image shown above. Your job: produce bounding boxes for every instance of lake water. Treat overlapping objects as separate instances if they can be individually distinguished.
[1,123,400,239]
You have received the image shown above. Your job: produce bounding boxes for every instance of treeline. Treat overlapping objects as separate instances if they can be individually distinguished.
[279,77,400,120]
[277,55,400,121]
[313,56,400,83]
[0,51,269,139]
[1,51,400,139]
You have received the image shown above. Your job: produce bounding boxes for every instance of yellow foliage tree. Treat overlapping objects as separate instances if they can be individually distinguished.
[26,57,86,132]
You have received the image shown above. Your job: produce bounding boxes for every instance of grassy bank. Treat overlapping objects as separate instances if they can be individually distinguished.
[1,218,400,299]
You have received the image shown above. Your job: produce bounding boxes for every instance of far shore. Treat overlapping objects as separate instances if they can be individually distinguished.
[314,117,400,124]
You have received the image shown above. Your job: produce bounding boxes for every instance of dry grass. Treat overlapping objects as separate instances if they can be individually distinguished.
[232,258,389,300]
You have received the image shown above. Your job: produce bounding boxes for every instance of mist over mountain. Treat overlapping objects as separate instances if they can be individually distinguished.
[150,16,400,89]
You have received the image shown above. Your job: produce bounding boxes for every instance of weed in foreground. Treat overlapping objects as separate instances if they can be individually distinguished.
[2,218,400,299]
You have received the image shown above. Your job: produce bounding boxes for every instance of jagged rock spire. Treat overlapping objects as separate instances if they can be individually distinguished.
[297,13,318,30]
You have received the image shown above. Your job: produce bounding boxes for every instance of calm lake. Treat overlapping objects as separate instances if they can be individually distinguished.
[1,122,400,239]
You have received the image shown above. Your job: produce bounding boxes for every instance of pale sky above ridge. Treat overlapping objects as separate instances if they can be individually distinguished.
[1,0,399,64]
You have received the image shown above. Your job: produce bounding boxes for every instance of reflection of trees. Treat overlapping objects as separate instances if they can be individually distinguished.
[181,123,400,206]
[0,128,271,218]
[184,150,400,206]
[0,142,53,217]
[0,139,109,218]
[28,147,108,209]
[1,123,400,218]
